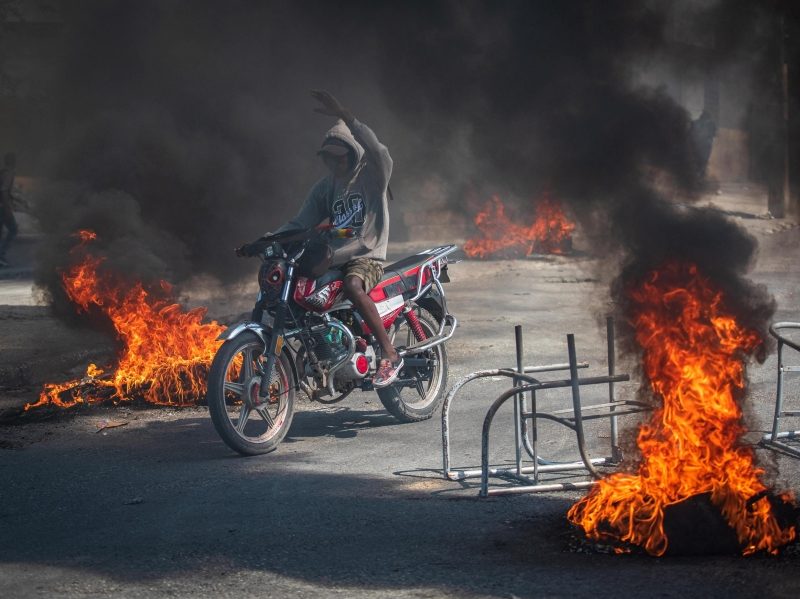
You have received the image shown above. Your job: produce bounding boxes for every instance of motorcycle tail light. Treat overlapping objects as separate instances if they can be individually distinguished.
[355,354,370,375]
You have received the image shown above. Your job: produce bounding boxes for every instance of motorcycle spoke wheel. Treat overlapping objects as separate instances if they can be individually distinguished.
[391,315,443,407]
[220,341,289,444]
[377,308,448,422]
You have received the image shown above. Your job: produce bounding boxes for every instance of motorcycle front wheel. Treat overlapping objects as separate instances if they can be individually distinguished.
[377,307,448,423]
[207,331,295,455]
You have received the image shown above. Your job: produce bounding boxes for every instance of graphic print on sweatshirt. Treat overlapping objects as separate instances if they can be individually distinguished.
[331,193,365,228]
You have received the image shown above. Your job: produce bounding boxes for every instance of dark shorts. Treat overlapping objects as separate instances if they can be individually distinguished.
[342,258,384,292]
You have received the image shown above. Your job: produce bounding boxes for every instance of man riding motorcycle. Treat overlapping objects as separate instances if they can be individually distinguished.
[213,92,459,455]
[271,90,402,387]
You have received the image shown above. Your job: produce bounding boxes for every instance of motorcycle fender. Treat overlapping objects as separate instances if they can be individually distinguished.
[416,295,445,323]
[216,321,300,390]
[217,321,270,346]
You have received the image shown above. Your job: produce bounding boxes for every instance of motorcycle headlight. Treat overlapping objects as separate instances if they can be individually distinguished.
[258,259,286,306]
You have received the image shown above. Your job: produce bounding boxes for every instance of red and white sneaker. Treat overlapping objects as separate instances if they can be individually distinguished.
[373,357,404,388]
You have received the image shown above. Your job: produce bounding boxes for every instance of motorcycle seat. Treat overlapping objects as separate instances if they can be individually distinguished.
[318,255,428,291]
[373,254,436,300]
[314,246,455,301]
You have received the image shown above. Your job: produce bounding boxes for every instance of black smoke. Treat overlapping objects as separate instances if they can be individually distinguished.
[372,0,784,341]
[24,0,792,337]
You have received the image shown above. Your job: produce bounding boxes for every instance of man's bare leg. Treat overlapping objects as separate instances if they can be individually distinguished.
[343,275,400,364]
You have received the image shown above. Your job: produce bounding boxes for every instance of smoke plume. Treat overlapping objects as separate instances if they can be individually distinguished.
[25,0,792,338]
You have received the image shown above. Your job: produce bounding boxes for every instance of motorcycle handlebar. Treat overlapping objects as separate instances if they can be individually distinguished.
[234,226,356,257]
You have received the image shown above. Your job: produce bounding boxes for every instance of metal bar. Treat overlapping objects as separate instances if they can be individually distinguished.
[515,337,535,468]
[782,366,800,373]
[535,458,613,472]
[607,316,622,463]
[770,322,800,353]
[573,408,652,421]
[449,466,526,481]
[485,481,596,496]
[770,340,785,440]
[398,312,457,357]
[514,326,524,477]
[763,430,800,440]
[531,387,539,482]
[517,363,589,374]
[525,374,630,390]
[520,399,538,461]
[550,401,636,415]
[522,411,577,430]
[545,399,650,416]
[567,334,601,480]
[480,388,521,496]
[446,456,614,481]
[407,246,459,304]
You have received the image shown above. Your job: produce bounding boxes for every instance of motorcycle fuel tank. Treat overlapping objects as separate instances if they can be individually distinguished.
[294,277,344,312]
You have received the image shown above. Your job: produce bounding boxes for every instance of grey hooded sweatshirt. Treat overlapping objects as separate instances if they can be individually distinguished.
[278,118,393,265]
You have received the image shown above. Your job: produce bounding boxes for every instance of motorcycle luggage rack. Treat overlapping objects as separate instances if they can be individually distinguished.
[399,278,458,357]
[441,317,651,496]
[761,322,800,458]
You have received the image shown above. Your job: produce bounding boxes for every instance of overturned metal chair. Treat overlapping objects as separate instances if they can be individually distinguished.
[441,317,651,496]
[761,322,800,458]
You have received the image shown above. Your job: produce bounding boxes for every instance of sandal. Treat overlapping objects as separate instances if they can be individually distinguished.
[373,357,404,388]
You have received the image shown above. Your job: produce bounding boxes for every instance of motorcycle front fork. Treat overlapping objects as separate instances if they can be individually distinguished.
[257,262,296,400]
[257,302,287,400]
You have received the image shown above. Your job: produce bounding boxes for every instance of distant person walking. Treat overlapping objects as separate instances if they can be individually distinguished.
[690,110,717,179]
[0,152,18,267]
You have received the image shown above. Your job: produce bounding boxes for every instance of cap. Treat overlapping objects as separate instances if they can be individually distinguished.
[317,137,351,157]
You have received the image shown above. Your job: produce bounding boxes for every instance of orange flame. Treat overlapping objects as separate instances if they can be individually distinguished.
[567,262,796,555]
[463,192,575,259]
[26,230,224,410]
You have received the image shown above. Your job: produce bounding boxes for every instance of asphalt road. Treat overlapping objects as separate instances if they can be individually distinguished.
[1,199,800,598]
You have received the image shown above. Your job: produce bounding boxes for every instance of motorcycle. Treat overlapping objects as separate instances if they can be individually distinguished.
[207,226,458,455]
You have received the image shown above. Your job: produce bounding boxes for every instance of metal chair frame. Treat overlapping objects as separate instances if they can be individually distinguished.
[441,317,650,496]
[761,322,800,458]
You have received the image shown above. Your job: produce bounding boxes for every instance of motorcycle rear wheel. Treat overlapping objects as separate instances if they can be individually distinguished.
[377,308,448,422]
[207,331,295,455]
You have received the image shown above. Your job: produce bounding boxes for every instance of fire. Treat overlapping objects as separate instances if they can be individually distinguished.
[568,262,796,555]
[26,231,224,410]
[463,192,575,259]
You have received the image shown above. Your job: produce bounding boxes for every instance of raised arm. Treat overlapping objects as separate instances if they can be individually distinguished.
[311,89,393,186]
[348,119,393,185]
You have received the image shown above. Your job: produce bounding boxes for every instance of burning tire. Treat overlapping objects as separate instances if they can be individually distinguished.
[207,331,295,455]
[378,308,448,422]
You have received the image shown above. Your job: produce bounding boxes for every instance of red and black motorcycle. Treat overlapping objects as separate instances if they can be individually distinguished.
[207,227,458,455]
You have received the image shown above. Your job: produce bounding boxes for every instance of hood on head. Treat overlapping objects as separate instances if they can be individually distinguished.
[318,119,364,166]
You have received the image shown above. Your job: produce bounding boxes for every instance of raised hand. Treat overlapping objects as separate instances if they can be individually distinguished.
[311,89,353,123]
